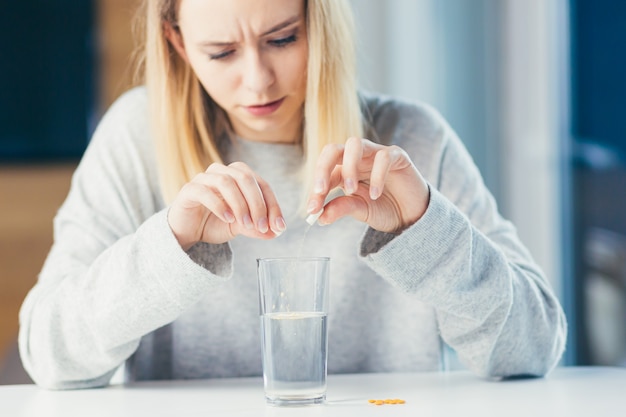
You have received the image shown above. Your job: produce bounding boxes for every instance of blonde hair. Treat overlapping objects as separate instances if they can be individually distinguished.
[134,0,363,204]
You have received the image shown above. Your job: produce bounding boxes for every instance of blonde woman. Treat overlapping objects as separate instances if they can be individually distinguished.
[19,0,566,389]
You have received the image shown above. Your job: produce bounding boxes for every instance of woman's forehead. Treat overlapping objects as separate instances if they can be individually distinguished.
[178,0,305,41]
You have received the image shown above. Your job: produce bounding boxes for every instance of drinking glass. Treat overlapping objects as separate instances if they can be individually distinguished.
[257,257,330,406]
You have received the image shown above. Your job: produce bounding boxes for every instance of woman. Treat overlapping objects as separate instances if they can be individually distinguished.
[19,0,566,389]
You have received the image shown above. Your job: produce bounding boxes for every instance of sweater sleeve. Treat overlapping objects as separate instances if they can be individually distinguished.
[359,109,567,378]
[18,89,233,389]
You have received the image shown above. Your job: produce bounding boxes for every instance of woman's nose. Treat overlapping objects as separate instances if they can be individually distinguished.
[242,50,274,93]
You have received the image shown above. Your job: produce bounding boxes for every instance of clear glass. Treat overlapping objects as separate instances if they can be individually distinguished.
[257,257,330,406]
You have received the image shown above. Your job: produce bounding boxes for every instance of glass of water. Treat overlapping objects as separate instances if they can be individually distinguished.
[257,257,330,406]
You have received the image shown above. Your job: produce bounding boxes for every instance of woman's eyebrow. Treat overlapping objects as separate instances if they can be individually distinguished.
[198,15,301,47]
[261,14,301,36]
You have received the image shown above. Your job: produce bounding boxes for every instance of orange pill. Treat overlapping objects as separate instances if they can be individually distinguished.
[368,397,406,405]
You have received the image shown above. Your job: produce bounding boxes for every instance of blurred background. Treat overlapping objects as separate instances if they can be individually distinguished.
[1,0,625,383]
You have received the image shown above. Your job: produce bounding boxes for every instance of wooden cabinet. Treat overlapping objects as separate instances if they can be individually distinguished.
[0,165,75,378]
[96,0,141,112]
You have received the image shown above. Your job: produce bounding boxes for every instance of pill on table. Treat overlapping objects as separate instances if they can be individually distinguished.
[368,398,406,405]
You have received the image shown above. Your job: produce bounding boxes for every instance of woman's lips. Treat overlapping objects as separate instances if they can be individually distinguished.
[245,98,284,116]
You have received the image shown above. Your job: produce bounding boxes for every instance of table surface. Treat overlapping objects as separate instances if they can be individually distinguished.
[3,366,626,416]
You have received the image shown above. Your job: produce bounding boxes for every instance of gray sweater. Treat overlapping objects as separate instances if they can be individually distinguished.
[18,87,566,389]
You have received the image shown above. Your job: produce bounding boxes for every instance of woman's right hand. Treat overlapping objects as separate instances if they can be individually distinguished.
[167,162,286,251]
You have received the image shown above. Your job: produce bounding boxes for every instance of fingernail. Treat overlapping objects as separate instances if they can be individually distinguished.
[306,208,324,225]
[224,211,235,223]
[275,216,286,232]
[258,217,269,233]
[270,217,286,236]
[369,186,380,200]
[345,178,355,194]
[314,179,324,194]
[243,214,254,230]
[307,200,318,214]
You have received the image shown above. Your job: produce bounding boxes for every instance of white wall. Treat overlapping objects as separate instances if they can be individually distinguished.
[349,0,568,295]
[498,0,569,297]
[351,0,501,197]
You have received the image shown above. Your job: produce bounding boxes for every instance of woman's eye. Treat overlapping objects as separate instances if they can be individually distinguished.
[269,34,297,47]
[209,50,234,60]
[208,34,296,59]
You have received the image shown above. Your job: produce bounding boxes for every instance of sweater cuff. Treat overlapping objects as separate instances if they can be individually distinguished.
[138,209,233,309]
[359,188,469,293]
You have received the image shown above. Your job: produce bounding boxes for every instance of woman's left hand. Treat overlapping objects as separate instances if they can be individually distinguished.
[307,137,430,233]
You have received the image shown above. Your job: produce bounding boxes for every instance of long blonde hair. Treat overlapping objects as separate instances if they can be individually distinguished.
[134,0,363,203]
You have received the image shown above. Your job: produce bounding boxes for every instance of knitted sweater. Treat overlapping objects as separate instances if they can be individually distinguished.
[18,87,566,389]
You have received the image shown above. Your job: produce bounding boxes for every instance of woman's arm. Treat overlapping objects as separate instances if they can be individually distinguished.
[360,120,566,378]
[18,89,232,389]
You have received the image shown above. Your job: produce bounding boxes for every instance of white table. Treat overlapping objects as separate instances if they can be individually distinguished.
[3,366,625,416]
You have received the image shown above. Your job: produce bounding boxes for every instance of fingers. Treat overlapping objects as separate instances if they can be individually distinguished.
[308,138,415,228]
[201,162,286,235]
[311,137,365,198]
[356,141,406,200]
[341,137,363,195]
[254,175,287,235]
[312,144,344,195]
[308,137,385,213]
[179,180,236,225]
[216,162,266,232]
[368,145,397,200]
[307,143,345,214]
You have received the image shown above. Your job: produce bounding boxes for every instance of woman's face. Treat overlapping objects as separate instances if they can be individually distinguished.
[174,0,308,143]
